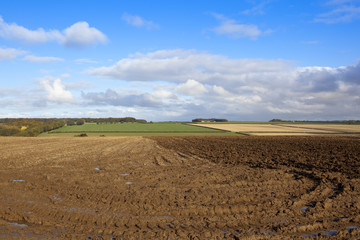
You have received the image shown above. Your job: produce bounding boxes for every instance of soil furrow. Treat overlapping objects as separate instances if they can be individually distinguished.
[0,136,359,239]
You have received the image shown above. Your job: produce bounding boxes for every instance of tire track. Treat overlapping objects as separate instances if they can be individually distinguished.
[0,136,359,239]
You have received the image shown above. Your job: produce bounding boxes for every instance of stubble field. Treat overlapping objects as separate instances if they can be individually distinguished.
[190,123,360,136]
[0,136,359,239]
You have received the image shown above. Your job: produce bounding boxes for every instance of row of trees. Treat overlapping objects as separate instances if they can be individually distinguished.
[0,117,148,136]
[0,125,21,136]
[66,119,85,126]
[64,117,147,125]
[0,119,66,136]
[94,117,147,124]
[192,118,228,123]
[269,119,360,124]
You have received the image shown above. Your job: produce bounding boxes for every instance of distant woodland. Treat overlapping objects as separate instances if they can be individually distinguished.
[0,117,147,136]
[192,118,228,123]
[0,119,66,136]
[269,119,360,124]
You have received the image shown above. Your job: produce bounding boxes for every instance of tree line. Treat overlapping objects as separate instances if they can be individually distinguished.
[192,118,228,123]
[269,119,360,124]
[0,117,148,136]
[70,117,147,124]
[0,119,66,136]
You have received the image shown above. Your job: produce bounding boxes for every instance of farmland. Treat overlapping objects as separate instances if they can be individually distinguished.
[42,122,360,137]
[0,136,359,239]
[191,123,360,136]
[42,122,238,137]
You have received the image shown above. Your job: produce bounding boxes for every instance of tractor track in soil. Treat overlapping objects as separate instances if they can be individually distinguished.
[0,136,359,239]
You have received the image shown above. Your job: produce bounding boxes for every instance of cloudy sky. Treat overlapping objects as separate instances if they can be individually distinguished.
[0,0,359,121]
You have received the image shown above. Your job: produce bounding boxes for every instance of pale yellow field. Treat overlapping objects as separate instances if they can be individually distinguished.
[281,124,360,133]
[192,124,288,132]
[249,132,319,136]
[191,123,360,136]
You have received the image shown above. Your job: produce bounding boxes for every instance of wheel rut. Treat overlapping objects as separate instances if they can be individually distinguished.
[0,136,359,239]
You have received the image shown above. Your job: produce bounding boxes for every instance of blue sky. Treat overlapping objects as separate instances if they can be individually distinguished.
[0,0,359,121]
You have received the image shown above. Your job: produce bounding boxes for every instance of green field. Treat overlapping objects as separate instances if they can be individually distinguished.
[41,122,239,137]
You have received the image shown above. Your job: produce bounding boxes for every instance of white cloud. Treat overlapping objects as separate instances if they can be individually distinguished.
[61,73,71,78]
[87,49,292,85]
[211,14,264,40]
[86,49,360,120]
[152,90,178,99]
[176,79,208,96]
[1,47,358,121]
[0,112,32,118]
[122,13,159,29]
[0,16,107,47]
[61,22,107,48]
[315,0,360,23]
[82,89,163,107]
[212,85,231,96]
[23,55,64,63]
[327,0,358,6]
[0,16,60,43]
[75,58,98,64]
[0,47,26,60]
[0,88,20,97]
[241,0,273,15]
[38,77,75,103]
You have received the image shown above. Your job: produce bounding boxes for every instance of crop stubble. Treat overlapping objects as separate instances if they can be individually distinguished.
[0,136,359,239]
[191,123,360,135]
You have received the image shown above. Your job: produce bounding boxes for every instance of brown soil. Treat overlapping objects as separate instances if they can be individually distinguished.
[0,136,359,239]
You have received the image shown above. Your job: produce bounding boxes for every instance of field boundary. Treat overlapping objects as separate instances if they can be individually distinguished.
[244,132,357,135]
[47,131,226,134]
[183,123,232,132]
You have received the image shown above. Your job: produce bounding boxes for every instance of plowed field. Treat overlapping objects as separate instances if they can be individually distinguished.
[0,136,359,239]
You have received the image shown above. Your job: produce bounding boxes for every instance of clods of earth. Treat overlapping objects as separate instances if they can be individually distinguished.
[0,136,359,239]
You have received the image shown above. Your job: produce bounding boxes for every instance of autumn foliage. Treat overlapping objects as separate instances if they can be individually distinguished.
[0,119,65,136]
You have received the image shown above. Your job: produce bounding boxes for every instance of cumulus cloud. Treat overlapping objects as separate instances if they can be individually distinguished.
[176,79,208,96]
[152,90,178,100]
[38,77,75,103]
[212,85,231,96]
[211,14,264,40]
[262,63,360,118]
[0,47,26,60]
[315,0,360,23]
[60,22,107,47]
[87,49,292,85]
[0,16,107,47]
[82,89,163,107]
[122,13,159,29]
[0,16,60,43]
[23,55,64,63]
[87,49,360,120]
